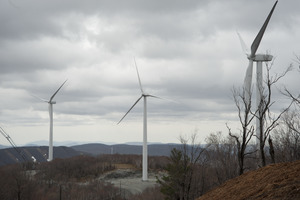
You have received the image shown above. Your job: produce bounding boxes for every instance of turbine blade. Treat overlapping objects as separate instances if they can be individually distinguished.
[50,79,67,102]
[118,95,143,124]
[48,104,51,118]
[244,60,254,103]
[147,94,179,104]
[250,0,278,58]
[237,31,250,56]
[147,94,162,99]
[31,94,48,103]
[134,58,144,94]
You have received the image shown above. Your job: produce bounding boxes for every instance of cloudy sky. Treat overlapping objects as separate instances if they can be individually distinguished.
[0,0,299,146]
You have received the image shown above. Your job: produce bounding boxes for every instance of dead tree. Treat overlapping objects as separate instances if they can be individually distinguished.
[268,135,275,163]
[282,54,300,108]
[205,132,238,182]
[254,61,292,167]
[273,109,300,162]
[227,87,255,175]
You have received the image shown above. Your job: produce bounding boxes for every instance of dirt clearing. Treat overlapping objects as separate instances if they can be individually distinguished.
[99,168,161,197]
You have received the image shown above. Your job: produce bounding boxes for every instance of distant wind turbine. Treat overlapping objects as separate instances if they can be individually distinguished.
[238,1,278,149]
[118,59,162,181]
[34,80,67,161]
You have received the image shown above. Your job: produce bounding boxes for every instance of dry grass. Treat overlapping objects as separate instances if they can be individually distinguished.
[198,160,300,200]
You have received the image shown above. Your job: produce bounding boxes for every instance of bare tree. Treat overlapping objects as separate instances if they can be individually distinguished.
[205,132,238,184]
[273,109,300,162]
[268,135,275,163]
[227,87,256,175]
[179,133,209,200]
[254,61,293,167]
[284,88,300,105]
[283,55,300,105]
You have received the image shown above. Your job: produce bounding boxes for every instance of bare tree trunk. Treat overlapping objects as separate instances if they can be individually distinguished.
[260,143,266,167]
[228,87,255,175]
[259,117,266,167]
[255,62,292,167]
[268,136,275,163]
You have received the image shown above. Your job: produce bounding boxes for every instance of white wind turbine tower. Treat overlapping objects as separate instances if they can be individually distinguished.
[238,1,278,151]
[118,59,161,181]
[34,80,67,161]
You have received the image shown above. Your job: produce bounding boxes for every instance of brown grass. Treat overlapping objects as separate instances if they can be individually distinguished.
[198,160,300,200]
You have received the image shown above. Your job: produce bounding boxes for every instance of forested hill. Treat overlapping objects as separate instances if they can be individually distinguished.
[71,143,182,156]
[0,143,182,166]
[0,146,81,166]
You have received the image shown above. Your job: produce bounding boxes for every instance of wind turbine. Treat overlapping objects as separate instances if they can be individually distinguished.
[34,80,67,161]
[118,59,161,181]
[238,1,278,150]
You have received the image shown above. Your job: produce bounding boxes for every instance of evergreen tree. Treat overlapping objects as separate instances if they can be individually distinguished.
[157,148,190,200]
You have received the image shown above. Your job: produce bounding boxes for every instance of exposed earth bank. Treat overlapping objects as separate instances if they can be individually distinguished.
[197,160,300,200]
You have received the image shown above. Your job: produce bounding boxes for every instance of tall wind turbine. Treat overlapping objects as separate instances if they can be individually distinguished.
[34,80,67,161]
[118,59,161,181]
[238,1,278,150]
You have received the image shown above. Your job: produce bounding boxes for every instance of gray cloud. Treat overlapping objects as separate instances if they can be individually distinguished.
[0,0,299,144]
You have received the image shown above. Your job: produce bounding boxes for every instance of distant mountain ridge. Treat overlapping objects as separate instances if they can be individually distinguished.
[0,145,9,149]
[0,146,81,166]
[24,140,99,147]
[22,140,168,147]
[0,143,182,166]
[72,143,182,156]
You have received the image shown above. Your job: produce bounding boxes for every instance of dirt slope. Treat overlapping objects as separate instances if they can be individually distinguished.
[198,160,300,200]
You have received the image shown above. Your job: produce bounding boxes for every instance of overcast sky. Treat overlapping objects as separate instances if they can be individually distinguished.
[0,0,299,146]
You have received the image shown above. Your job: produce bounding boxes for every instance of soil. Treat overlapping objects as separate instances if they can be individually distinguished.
[198,160,300,200]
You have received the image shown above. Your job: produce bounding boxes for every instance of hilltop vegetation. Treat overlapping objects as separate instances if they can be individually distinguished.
[0,127,299,199]
[0,154,168,199]
[1,153,299,200]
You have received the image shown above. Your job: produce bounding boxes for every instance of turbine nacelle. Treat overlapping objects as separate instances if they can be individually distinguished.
[49,101,56,104]
[248,54,273,62]
[238,1,278,62]
[143,93,150,97]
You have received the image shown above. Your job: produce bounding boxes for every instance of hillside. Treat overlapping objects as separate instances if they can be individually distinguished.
[0,146,82,166]
[198,160,300,200]
[72,143,181,156]
[0,143,180,166]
